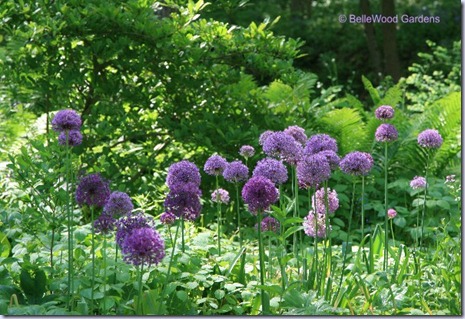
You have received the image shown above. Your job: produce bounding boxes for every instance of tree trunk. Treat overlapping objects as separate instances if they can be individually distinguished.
[381,0,401,81]
[360,0,382,78]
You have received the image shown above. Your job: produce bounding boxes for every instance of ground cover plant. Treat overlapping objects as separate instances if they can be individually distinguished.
[0,0,461,316]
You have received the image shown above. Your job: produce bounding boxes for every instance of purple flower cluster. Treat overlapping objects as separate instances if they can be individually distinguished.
[103,191,134,218]
[255,216,280,233]
[52,109,83,147]
[284,125,307,146]
[252,158,288,185]
[410,176,427,189]
[58,130,83,146]
[304,134,338,155]
[239,145,255,158]
[318,150,340,170]
[94,213,116,234]
[164,182,202,221]
[259,130,274,146]
[417,129,443,148]
[312,187,339,214]
[212,188,230,204]
[375,105,395,120]
[223,160,249,183]
[375,123,398,142]
[166,160,201,189]
[121,227,165,266]
[241,176,279,214]
[387,208,397,219]
[160,212,177,225]
[339,151,374,176]
[204,155,228,176]
[262,131,302,165]
[75,173,111,208]
[296,154,331,189]
[116,212,155,247]
[303,210,329,238]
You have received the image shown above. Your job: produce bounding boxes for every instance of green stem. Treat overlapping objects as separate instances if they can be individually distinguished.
[420,164,429,250]
[383,142,389,271]
[137,263,145,314]
[181,216,185,253]
[235,184,242,249]
[257,212,269,314]
[64,133,73,309]
[361,175,365,241]
[323,182,332,297]
[91,206,95,314]
[292,167,300,275]
[103,235,107,314]
[216,176,221,256]
[114,245,119,285]
[390,219,395,246]
[268,236,272,280]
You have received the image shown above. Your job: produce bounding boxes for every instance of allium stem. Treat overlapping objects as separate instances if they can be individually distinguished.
[91,206,95,314]
[181,216,185,253]
[361,175,365,241]
[292,167,300,275]
[420,161,429,250]
[137,263,145,314]
[390,219,396,246]
[323,181,332,297]
[336,180,356,298]
[257,211,269,314]
[64,133,73,310]
[383,142,389,271]
[235,184,242,249]
[216,176,221,256]
[103,235,107,314]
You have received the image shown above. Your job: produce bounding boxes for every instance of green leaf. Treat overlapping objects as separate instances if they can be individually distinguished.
[0,233,10,258]
[283,225,303,240]
[214,289,225,300]
[176,290,188,302]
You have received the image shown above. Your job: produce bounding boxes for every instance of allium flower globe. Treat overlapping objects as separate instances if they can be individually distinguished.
[58,130,83,146]
[284,125,307,146]
[116,212,154,247]
[262,131,302,164]
[160,212,177,225]
[51,109,82,132]
[166,160,201,189]
[94,213,116,234]
[417,129,443,148]
[317,150,340,170]
[241,176,279,214]
[121,227,165,266]
[164,183,202,221]
[75,173,111,208]
[312,187,339,214]
[259,130,274,146]
[303,211,329,238]
[255,216,280,233]
[388,208,397,219]
[375,105,395,120]
[410,176,427,189]
[296,154,331,189]
[304,134,338,155]
[223,160,249,183]
[239,145,255,158]
[204,155,228,176]
[375,123,398,142]
[252,158,288,185]
[339,151,374,176]
[104,191,134,218]
[211,188,230,204]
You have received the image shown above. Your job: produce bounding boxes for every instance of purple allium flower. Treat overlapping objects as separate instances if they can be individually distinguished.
[284,125,307,146]
[417,129,443,148]
[410,176,427,189]
[255,216,280,233]
[375,123,398,142]
[241,176,279,214]
[75,173,111,208]
[263,131,302,165]
[259,130,274,146]
[312,187,339,214]
[375,105,395,120]
[303,211,330,238]
[223,160,249,183]
[166,160,201,189]
[239,145,255,158]
[164,182,202,221]
[94,213,116,234]
[318,150,340,170]
[212,188,230,204]
[296,154,331,189]
[204,155,228,176]
[252,158,288,185]
[58,130,83,146]
[339,151,374,176]
[304,134,338,155]
[116,212,154,247]
[51,109,82,132]
[387,208,397,219]
[103,191,134,218]
[160,212,177,225]
[121,227,165,266]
